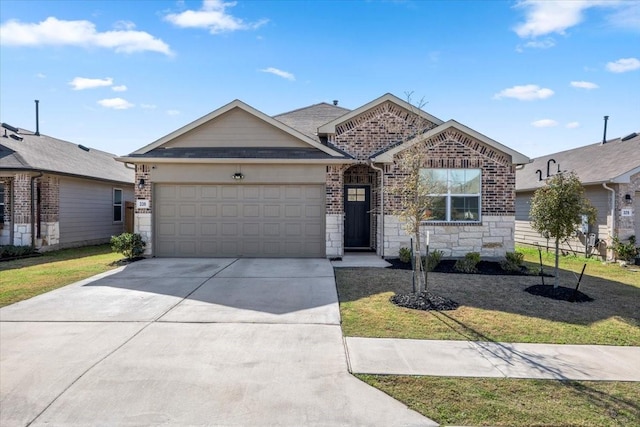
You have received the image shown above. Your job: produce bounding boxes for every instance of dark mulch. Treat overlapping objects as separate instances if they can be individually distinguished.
[390,291,460,311]
[386,258,538,276]
[111,256,145,266]
[524,284,594,303]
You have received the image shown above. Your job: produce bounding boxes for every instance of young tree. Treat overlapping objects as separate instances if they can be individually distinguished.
[387,93,444,293]
[529,171,596,287]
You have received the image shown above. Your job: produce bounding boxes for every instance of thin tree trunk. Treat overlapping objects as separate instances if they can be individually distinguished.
[554,237,560,288]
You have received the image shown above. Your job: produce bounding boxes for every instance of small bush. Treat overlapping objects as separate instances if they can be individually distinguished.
[613,235,639,262]
[501,251,524,272]
[423,249,443,271]
[454,252,481,273]
[0,245,36,259]
[399,247,412,264]
[110,233,146,260]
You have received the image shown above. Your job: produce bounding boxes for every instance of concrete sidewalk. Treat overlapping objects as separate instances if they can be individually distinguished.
[345,337,640,381]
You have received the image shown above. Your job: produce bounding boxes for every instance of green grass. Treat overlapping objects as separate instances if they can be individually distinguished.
[336,249,640,345]
[358,375,640,426]
[0,245,122,307]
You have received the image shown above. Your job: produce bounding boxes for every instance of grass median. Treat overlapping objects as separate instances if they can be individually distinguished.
[0,244,121,307]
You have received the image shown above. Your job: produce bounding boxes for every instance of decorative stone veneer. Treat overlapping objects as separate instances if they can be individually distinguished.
[36,221,60,250]
[325,214,344,257]
[384,215,515,258]
[615,171,640,241]
[135,212,153,255]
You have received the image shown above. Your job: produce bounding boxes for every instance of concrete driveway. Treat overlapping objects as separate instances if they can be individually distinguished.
[1,258,435,426]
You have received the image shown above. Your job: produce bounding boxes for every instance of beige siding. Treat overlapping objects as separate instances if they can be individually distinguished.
[164,108,309,149]
[514,185,611,259]
[59,177,134,246]
[150,164,326,184]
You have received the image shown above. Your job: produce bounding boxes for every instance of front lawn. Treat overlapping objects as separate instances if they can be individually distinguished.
[358,375,640,427]
[335,252,640,345]
[0,244,122,307]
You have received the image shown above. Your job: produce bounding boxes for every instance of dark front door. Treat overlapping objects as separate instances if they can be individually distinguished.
[344,185,371,248]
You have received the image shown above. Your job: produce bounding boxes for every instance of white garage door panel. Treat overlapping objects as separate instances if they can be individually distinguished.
[155,184,325,257]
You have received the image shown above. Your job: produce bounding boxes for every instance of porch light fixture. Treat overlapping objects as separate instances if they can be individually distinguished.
[232,172,245,180]
[138,178,145,190]
[625,194,632,204]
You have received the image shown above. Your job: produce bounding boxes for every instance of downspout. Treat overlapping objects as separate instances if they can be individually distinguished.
[369,161,385,258]
[602,182,615,259]
[30,172,43,248]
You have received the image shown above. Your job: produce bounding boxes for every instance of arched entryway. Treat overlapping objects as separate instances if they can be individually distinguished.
[343,165,379,251]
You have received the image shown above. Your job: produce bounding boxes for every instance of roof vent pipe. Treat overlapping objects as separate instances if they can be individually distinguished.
[35,100,40,136]
[333,100,338,106]
[602,115,609,144]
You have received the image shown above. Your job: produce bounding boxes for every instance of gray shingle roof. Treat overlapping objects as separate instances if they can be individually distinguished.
[273,102,350,141]
[516,133,640,191]
[130,147,345,159]
[0,127,134,184]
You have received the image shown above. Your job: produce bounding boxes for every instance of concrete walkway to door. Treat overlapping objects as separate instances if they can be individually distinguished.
[1,258,435,426]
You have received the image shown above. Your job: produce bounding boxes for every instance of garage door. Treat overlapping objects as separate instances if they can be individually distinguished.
[154,184,325,257]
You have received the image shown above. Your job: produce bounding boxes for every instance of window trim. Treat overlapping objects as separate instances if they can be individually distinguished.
[113,188,123,223]
[420,168,482,224]
[0,183,5,224]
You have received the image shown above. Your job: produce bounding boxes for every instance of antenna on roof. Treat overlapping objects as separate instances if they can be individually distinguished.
[35,100,40,136]
[333,100,339,106]
[602,115,609,144]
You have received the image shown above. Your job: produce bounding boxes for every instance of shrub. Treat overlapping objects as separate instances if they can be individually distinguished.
[0,245,36,259]
[110,233,146,260]
[454,252,481,273]
[501,251,524,272]
[398,247,412,264]
[612,235,639,262]
[423,249,443,271]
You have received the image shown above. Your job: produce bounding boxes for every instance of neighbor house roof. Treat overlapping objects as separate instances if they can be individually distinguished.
[273,102,350,141]
[0,126,134,184]
[516,132,640,191]
[124,99,348,160]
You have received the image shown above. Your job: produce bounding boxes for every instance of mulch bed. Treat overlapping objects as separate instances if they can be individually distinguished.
[524,284,594,303]
[386,258,536,276]
[390,291,460,311]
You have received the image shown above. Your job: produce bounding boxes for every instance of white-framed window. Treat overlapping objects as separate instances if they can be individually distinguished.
[0,183,5,224]
[113,188,123,222]
[420,168,481,222]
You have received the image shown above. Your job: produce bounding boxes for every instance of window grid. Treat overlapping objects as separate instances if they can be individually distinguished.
[421,169,481,223]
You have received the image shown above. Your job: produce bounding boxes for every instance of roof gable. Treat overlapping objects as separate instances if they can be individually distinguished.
[274,102,350,141]
[131,99,344,157]
[318,93,444,135]
[371,120,530,165]
[516,134,640,191]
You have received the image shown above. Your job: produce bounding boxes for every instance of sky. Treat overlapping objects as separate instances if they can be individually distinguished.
[1,0,639,158]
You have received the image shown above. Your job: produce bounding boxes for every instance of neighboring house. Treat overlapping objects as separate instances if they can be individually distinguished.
[0,124,135,250]
[515,133,640,260]
[118,93,529,259]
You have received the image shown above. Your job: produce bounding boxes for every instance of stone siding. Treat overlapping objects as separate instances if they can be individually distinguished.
[325,214,343,257]
[384,215,515,258]
[135,212,153,255]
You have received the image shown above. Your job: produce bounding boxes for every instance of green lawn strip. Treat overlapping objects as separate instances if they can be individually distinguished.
[357,375,640,427]
[517,244,640,287]
[335,264,640,345]
[0,245,122,307]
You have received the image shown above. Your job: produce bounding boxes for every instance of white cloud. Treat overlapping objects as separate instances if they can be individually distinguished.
[98,98,134,109]
[112,85,127,92]
[36,73,46,78]
[165,0,268,34]
[113,20,136,31]
[0,17,172,55]
[570,81,598,89]
[606,2,640,32]
[259,67,295,81]
[69,77,113,90]
[531,119,558,128]
[513,0,613,38]
[566,122,580,129]
[516,37,556,51]
[606,57,640,73]
[141,104,157,110]
[166,109,180,116]
[493,84,554,101]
